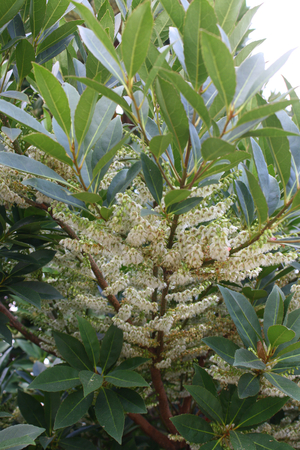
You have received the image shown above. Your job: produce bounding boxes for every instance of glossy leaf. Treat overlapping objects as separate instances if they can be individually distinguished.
[0,0,26,29]
[192,364,216,395]
[230,431,256,450]
[251,138,270,204]
[32,63,71,137]
[235,179,254,226]
[237,100,297,126]
[201,31,236,108]
[8,283,41,308]
[54,390,93,429]
[116,388,147,414]
[92,134,129,179]
[233,349,266,370]
[16,40,35,81]
[235,39,265,66]
[202,336,240,365]
[238,373,260,399]
[77,316,100,368]
[149,133,173,159]
[267,325,295,348]
[0,100,51,136]
[185,385,224,423]
[167,197,203,215]
[53,332,93,371]
[159,0,185,34]
[140,153,163,204]
[30,0,46,39]
[105,369,149,387]
[238,396,288,428]
[201,138,236,161]
[79,371,103,397]
[37,21,83,55]
[43,0,70,30]
[17,390,47,429]
[23,133,73,166]
[0,425,45,450]
[164,190,191,208]
[30,366,81,392]
[75,88,98,149]
[219,286,262,349]
[264,372,300,401]
[95,388,124,444]
[264,286,284,345]
[99,324,123,374]
[170,414,214,444]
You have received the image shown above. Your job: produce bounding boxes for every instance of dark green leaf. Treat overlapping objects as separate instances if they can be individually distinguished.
[192,364,216,395]
[230,431,256,450]
[95,388,124,444]
[164,190,191,208]
[0,425,45,450]
[77,316,100,368]
[8,283,41,308]
[17,390,47,429]
[0,0,26,29]
[99,324,123,374]
[37,21,83,55]
[248,433,294,450]
[185,385,224,423]
[219,286,262,349]
[53,332,93,371]
[233,349,266,370]
[268,325,295,348]
[54,390,93,430]
[30,0,46,39]
[201,31,236,108]
[264,286,284,345]
[59,438,97,450]
[30,365,81,392]
[74,87,98,150]
[238,373,260,399]
[44,392,60,434]
[105,369,149,388]
[0,435,35,450]
[170,414,214,444]
[114,357,149,372]
[92,134,129,179]
[140,153,163,204]
[272,346,300,373]
[287,308,300,338]
[235,180,255,226]
[16,40,35,81]
[239,397,288,428]
[245,169,268,226]
[43,0,70,30]
[23,133,73,167]
[116,388,147,414]
[264,372,300,401]
[79,371,103,397]
[202,336,240,365]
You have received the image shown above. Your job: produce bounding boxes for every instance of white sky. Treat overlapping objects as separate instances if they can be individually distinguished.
[246,0,300,96]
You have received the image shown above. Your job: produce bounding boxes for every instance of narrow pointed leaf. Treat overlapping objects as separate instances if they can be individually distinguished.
[202,336,240,365]
[16,40,35,81]
[0,425,45,450]
[229,6,260,54]
[264,286,284,345]
[0,0,26,28]
[238,373,260,399]
[251,138,270,203]
[95,388,124,444]
[245,169,268,226]
[23,133,73,166]
[30,366,80,392]
[105,369,149,387]
[116,388,147,414]
[75,88,98,149]
[99,324,123,374]
[92,134,129,179]
[273,346,300,373]
[140,153,163,204]
[193,364,216,395]
[238,396,288,428]
[53,332,93,371]
[215,0,243,34]
[54,390,93,429]
[248,433,294,450]
[170,415,214,444]
[43,0,70,30]
[77,316,100,368]
[114,357,149,372]
[165,190,191,208]
[167,197,203,215]
[233,349,266,370]
[17,390,47,429]
[185,385,224,423]
[32,63,71,137]
[159,0,185,34]
[264,372,300,401]
[235,39,266,66]
[79,371,103,397]
[30,0,46,39]
[237,100,297,126]
[37,20,83,55]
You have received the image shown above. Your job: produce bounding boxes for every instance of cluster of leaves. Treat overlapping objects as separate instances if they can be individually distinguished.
[1,0,300,450]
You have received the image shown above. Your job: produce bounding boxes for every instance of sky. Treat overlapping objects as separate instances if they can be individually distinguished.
[246,0,300,96]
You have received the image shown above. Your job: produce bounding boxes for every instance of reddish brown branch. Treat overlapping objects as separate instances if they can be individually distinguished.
[150,366,179,435]
[0,301,57,356]
[128,413,181,450]
[180,396,192,415]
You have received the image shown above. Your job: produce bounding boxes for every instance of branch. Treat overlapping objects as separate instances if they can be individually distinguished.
[0,301,57,356]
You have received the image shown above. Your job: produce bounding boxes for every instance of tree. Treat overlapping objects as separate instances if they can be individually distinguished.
[1,0,300,449]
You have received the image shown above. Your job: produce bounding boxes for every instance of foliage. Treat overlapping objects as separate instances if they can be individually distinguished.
[1,0,300,449]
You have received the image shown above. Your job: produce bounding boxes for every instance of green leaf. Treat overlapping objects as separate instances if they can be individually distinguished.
[170,414,214,444]
[238,373,260,399]
[273,346,300,373]
[8,283,41,308]
[238,396,288,428]
[233,349,266,370]
[199,442,223,450]
[53,332,93,371]
[0,425,45,450]
[37,20,83,55]
[237,100,297,126]
[267,325,295,348]
[219,286,262,349]
[95,388,124,444]
[149,133,173,159]
[30,366,81,391]
[122,2,153,79]
[201,30,236,108]
[215,0,243,34]
[54,390,93,430]
[44,392,60,434]
[264,372,300,401]
[43,0,70,30]
[155,77,189,157]
[0,435,36,450]
[201,138,236,161]
[159,0,185,34]
[116,388,147,414]
[30,0,46,39]
[185,385,224,423]
[99,324,123,374]
[234,39,265,66]
[184,0,218,89]
[32,63,71,137]
[0,0,26,29]
[114,357,149,372]
[277,341,300,358]
[164,190,191,208]
[284,77,300,130]
[16,40,35,82]
[77,316,100,368]
[105,369,149,388]
[79,371,103,397]
[74,88,98,150]
[167,197,203,215]
[248,433,294,450]
[23,133,73,167]
[192,364,216,395]
[230,431,256,450]
[229,6,260,54]
[202,336,240,365]
[235,180,255,226]
[59,438,97,450]
[242,128,300,138]
[287,308,300,338]
[17,390,47,429]
[140,153,163,204]
[245,169,268,226]
[264,286,284,345]
[92,134,129,179]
